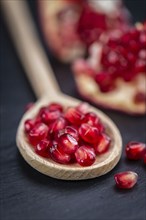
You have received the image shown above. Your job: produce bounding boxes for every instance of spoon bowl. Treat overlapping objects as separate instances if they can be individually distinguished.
[17,94,122,180]
[2,0,122,180]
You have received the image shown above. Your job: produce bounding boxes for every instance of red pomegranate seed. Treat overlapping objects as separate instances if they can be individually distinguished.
[83,112,100,127]
[58,133,79,154]
[28,123,49,146]
[79,123,99,144]
[95,72,115,92]
[41,109,61,125]
[50,143,71,164]
[35,139,50,158]
[114,171,138,189]
[64,126,79,141]
[49,117,67,134]
[76,102,89,114]
[24,119,36,133]
[75,145,96,166]
[25,102,34,112]
[144,154,146,164]
[125,141,146,160]
[134,92,146,104]
[94,133,111,154]
[48,103,63,112]
[65,107,84,126]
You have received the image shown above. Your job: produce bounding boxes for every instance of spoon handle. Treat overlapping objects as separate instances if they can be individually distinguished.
[1,0,60,99]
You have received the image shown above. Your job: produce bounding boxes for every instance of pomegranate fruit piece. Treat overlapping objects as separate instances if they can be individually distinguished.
[58,133,79,154]
[79,123,99,144]
[28,123,49,146]
[35,139,50,158]
[41,109,61,125]
[114,171,138,189]
[94,133,111,154]
[75,145,96,166]
[50,143,71,164]
[125,141,146,160]
[65,107,84,125]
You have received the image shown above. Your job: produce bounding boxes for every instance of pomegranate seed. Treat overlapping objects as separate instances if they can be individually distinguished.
[76,102,90,114]
[48,103,63,112]
[114,171,138,189]
[50,143,71,164]
[49,117,67,134]
[58,133,79,154]
[24,119,35,133]
[35,139,50,158]
[95,72,115,92]
[41,109,61,125]
[83,112,100,127]
[64,126,79,141]
[94,133,111,154]
[75,145,96,166]
[134,92,146,104]
[144,154,146,164]
[25,102,34,112]
[65,107,84,125]
[28,123,49,146]
[79,123,99,144]
[125,141,146,160]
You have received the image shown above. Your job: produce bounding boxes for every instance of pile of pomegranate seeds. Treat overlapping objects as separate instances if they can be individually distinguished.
[24,102,111,166]
[95,22,146,92]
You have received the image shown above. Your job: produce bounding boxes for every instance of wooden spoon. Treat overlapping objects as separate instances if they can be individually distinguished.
[1,0,122,180]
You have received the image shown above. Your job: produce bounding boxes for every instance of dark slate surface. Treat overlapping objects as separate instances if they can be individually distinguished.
[0,1,146,220]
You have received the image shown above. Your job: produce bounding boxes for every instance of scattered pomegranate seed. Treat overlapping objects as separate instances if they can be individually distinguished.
[65,107,84,125]
[24,102,111,166]
[58,133,79,154]
[75,145,96,166]
[79,123,99,144]
[114,171,138,189]
[125,141,146,160]
[41,109,61,125]
[94,133,111,154]
[35,139,50,158]
[50,143,71,164]
[28,123,49,146]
